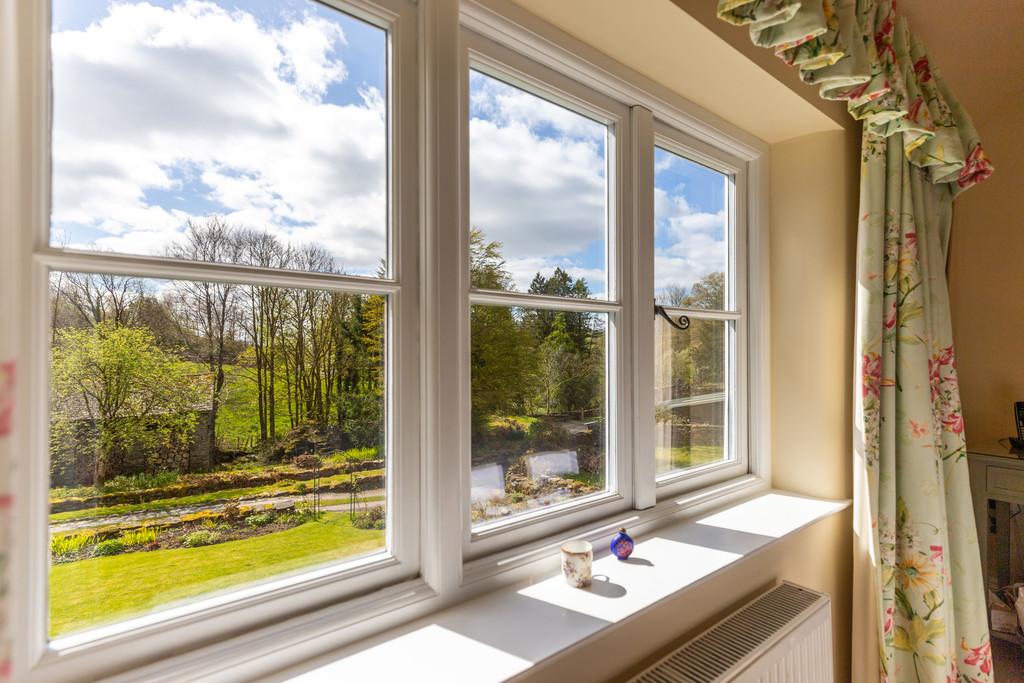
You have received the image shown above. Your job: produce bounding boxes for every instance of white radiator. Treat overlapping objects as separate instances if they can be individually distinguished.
[629,582,833,683]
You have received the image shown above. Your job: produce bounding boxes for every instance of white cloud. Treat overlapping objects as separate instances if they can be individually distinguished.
[468,72,608,288]
[653,187,726,295]
[51,0,387,275]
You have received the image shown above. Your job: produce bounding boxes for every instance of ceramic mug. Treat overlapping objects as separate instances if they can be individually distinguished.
[560,539,593,588]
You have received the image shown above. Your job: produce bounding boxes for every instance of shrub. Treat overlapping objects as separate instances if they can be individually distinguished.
[221,501,242,523]
[101,471,180,494]
[51,530,97,559]
[351,506,385,530]
[245,512,275,528]
[119,527,158,547]
[182,530,221,548]
[93,539,126,556]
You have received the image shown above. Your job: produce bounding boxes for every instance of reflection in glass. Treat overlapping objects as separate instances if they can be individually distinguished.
[470,304,607,524]
[48,270,387,637]
[654,316,729,477]
[50,0,388,277]
[654,147,729,309]
[468,69,609,297]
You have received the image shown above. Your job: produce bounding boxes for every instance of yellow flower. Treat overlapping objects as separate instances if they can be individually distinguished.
[896,554,937,591]
[893,616,946,666]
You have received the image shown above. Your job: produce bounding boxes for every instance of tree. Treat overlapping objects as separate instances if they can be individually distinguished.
[469,230,532,427]
[50,322,207,483]
[526,268,594,352]
[658,272,726,394]
[57,272,143,328]
[166,217,244,453]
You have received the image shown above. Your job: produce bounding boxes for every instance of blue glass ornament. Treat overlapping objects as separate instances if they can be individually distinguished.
[610,527,634,560]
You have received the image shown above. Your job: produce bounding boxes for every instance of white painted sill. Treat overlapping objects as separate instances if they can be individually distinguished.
[259,491,849,683]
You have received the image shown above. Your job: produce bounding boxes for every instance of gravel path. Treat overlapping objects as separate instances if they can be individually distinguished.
[51,489,385,535]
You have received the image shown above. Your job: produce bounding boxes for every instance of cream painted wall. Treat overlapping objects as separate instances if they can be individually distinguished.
[519,129,860,682]
[947,106,1024,443]
[894,0,1024,452]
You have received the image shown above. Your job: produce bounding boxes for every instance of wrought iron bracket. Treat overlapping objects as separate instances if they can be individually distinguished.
[655,303,690,331]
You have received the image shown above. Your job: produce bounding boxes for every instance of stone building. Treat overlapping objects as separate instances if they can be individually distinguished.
[50,374,214,486]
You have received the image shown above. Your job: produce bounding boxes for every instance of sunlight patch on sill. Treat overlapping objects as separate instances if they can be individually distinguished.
[694,492,847,538]
[282,625,532,682]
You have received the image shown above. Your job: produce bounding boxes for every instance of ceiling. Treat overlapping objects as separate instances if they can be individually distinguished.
[508,0,842,144]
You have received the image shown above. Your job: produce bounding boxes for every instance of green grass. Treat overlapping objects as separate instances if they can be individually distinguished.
[50,469,385,524]
[216,364,293,448]
[655,444,724,473]
[487,414,538,432]
[49,512,385,637]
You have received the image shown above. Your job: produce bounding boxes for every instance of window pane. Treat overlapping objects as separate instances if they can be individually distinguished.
[654,147,729,309]
[470,304,607,525]
[654,316,729,477]
[469,69,608,298]
[48,271,387,637]
[50,0,389,278]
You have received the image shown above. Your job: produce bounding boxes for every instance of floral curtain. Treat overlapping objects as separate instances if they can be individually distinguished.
[856,131,990,681]
[717,1,995,681]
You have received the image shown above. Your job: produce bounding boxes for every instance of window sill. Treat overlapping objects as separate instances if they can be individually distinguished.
[261,491,849,683]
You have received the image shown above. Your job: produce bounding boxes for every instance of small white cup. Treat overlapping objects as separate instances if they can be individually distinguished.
[561,539,593,588]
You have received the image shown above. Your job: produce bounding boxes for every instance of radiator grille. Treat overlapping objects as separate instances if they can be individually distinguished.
[631,583,825,683]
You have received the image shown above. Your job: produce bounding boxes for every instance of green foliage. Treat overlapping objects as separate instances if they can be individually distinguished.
[118,527,158,547]
[101,472,179,494]
[93,539,126,556]
[336,447,378,463]
[50,322,207,484]
[181,530,221,548]
[51,531,97,559]
[244,512,275,528]
[351,506,385,530]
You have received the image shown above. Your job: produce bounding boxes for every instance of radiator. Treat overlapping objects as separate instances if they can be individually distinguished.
[628,582,833,683]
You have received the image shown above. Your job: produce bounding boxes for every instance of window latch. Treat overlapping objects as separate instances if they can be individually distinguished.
[655,303,690,331]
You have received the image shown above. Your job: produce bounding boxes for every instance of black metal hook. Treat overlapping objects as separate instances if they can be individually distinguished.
[655,304,690,331]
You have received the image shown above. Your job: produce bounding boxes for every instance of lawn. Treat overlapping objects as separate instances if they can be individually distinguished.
[655,444,724,473]
[50,512,385,637]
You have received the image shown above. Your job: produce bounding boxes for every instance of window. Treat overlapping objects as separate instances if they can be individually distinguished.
[652,143,742,484]
[41,0,418,650]
[461,39,631,549]
[11,1,765,679]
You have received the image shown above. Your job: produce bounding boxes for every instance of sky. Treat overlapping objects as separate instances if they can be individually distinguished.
[51,0,728,297]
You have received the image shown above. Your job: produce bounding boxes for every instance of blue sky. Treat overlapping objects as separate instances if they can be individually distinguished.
[51,0,726,297]
[653,147,728,304]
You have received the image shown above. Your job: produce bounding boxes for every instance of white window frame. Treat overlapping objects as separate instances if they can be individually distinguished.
[12,0,421,680]
[5,0,772,680]
[647,125,750,500]
[454,27,636,560]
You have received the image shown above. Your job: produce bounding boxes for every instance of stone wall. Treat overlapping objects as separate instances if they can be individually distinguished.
[50,410,213,486]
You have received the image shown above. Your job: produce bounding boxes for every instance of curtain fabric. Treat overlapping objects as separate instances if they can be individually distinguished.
[854,132,990,682]
[716,1,995,681]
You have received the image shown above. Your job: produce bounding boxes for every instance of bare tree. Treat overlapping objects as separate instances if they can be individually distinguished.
[62,272,143,327]
[166,217,244,455]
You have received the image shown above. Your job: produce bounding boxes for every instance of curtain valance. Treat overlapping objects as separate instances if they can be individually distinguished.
[717,0,994,193]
